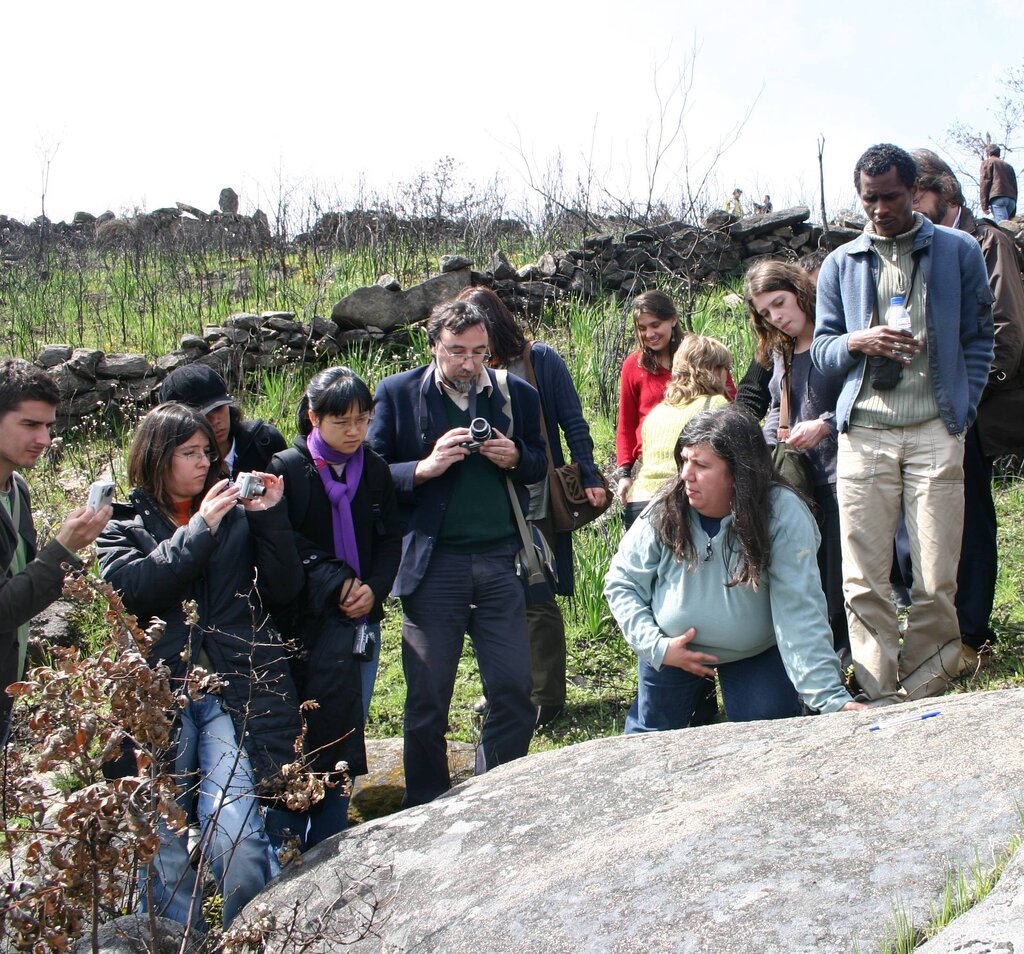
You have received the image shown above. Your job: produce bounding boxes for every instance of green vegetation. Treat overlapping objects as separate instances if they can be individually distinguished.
[871,827,1023,953]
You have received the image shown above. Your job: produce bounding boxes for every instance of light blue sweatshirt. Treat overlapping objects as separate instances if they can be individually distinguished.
[604,486,851,714]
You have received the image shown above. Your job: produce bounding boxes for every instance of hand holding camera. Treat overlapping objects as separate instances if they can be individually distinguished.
[234,472,283,511]
[477,426,519,470]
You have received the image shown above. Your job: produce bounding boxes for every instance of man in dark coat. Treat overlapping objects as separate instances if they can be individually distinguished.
[912,148,1024,664]
[0,359,110,738]
[158,364,285,477]
[368,299,548,807]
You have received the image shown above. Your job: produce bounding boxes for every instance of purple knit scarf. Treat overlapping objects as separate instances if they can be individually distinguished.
[306,428,363,579]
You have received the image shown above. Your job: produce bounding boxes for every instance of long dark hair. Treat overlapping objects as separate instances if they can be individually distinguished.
[297,366,373,437]
[631,289,684,374]
[455,286,527,367]
[651,405,778,587]
[127,403,220,515]
[744,259,817,369]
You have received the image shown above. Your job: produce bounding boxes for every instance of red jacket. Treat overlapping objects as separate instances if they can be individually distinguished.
[616,351,736,468]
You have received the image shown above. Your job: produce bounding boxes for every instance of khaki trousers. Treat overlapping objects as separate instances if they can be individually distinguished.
[837,419,965,703]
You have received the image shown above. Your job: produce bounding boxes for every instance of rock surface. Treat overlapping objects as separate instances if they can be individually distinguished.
[330,268,471,332]
[241,690,1024,953]
[916,848,1024,954]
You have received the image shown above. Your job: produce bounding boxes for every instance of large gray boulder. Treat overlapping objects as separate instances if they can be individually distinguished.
[331,268,471,333]
[240,690,1024,952]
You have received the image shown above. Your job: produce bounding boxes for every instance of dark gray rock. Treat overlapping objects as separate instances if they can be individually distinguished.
[310,315,335,340]
[175,202,209,221]
[703,210,737,230]
[219,187,240,215]
[70,913,193,953]
[823,226,866,248]
[178,335,208,352]
[582,233,613,250]
[38,344,73,368]
[744,238,777,257]
[67,349,103,380]
[243,691,1024,953]
[264,316,305,334]
[332,269,471,333]
[97,353,150,379]
[377,274,401,291]
[440,255,473,273]
[536,252,559,277]
[225,313,262,331]
[155,352,188,376]
[516,265,539,282]
[490,250,517,282]
[729,206,811,241]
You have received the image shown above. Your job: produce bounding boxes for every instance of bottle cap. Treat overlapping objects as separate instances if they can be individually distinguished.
[890,296,906,306]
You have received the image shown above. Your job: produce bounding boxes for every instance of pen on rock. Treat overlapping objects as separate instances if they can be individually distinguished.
[868,710,942,732]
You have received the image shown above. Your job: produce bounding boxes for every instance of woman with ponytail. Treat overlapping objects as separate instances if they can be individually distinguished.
[269,366,401,847]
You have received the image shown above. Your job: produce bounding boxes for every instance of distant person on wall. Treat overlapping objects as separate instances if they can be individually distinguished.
[158,364,286,478]
[811,143,993,705]
[0,359,111,740]
[367,299,547,807]
[754,195,773,214]
[615,291,737,508]
[979,144,1017,222]
[458,286,606,728]
[745,259,847,661]
[725,188,744,216]
[605,405,865,731]
[622,334,732,529]
[909,148,1024,667]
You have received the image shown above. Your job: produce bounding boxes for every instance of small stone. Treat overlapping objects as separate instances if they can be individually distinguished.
[377,275,401,291]
[440,255,473,272]
[97,353,151,379]
[179,335,208,352]
[219,187,240,215]
[38,344,72,368]
[225,313,262,331]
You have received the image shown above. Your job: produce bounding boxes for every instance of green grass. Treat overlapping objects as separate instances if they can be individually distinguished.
[871,825,1024,953]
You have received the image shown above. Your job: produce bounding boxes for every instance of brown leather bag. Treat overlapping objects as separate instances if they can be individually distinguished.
[521,343,612,533]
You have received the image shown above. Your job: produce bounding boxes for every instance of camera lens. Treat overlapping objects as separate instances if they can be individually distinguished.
[469,417,492,443]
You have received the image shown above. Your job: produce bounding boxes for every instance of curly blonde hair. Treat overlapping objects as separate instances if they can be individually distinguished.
[661,335,732,406]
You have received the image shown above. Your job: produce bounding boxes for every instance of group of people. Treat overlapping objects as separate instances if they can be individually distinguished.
[0,141,1019,931]
[608,141,1021,731]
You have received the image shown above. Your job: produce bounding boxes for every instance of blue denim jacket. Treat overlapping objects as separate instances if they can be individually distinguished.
[810,215,995,434]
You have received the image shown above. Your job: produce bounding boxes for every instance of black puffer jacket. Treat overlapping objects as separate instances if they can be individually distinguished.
[97,490,304,788]
[229,418,286,478]
[268,439,401,777]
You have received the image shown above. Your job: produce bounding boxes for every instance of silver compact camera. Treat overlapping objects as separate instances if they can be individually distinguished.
[86,480,115,510]
[233,472,266,500]
[352,622,376,661]
[460,417,493,453]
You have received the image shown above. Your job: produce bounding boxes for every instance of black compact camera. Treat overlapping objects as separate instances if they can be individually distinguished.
[460,417,492,452]
[352,622,376,661]
[233,472,266,500]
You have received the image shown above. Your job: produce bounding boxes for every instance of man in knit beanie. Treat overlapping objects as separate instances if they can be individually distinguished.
[810,143,994,705]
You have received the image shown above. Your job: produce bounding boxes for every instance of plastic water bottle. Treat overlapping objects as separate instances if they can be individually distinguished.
[885,296,913,333]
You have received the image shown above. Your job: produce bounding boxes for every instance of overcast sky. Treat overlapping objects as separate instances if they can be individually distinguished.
[5,0,1022,224]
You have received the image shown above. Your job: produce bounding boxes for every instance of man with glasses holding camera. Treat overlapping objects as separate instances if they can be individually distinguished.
[369,299,547,807]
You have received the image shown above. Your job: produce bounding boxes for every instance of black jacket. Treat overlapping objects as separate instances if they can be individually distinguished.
[0,474,81,729]
[97,491,304,788]
[229,418,287,478]
[268,439,402,777]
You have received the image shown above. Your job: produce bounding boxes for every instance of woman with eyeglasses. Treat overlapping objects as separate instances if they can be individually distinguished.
[97,402,304,929]
[268,366,401,848]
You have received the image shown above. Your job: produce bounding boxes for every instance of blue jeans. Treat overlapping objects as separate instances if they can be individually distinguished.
[989,197,1016,222]
[142,695,278,929]
[624,645,800,733]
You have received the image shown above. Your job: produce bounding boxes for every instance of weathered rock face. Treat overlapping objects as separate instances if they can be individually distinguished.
[240,690,1024,953]
[330,267,471,332]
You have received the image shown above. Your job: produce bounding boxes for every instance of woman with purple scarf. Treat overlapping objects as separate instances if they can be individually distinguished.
[269,367,401,847]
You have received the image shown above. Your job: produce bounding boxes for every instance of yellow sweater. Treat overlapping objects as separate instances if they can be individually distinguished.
[629,394,729,502]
